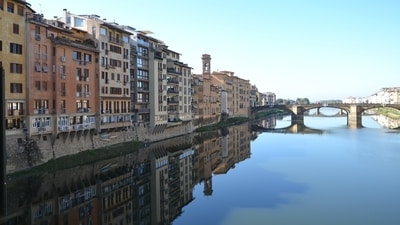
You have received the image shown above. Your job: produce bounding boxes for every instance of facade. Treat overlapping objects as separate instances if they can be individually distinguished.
[250,85,258,107]
[1,0,34,134]
[165,49,192,123]
[212,70,250,118]
[265,92,276,105]
[365,87,400,104]
[61,10,132,132]
[26,14,98,141]
[196,54,220,125]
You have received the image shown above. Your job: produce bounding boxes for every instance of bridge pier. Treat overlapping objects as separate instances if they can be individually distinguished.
[348,105,362,128]
[290,105,305,126]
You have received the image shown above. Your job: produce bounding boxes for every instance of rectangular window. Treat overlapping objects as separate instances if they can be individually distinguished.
[10,83,23,93]
[0,0,4,10]
[35,81,41,90]
[10,43,22,54]
[10,63,22,73]
[84,53,91,62]
[13,23,19,34]
[0,40,2,51]
[42,81,48,91]
[72,51,81,60]
[61,83,66,96]
[42,64,48,73]
[100,27,106,36]
[7,2,13,13]
[17,5,23,16]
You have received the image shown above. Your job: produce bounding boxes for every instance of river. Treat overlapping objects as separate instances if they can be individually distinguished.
[1,110,400,225]
[173,112,400,225]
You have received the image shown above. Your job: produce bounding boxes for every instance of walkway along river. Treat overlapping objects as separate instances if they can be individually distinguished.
[1,112,400,225]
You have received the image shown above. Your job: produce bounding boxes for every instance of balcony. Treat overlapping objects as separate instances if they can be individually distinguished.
[76,108,91,113]
[167,68,182,75]
[167,78,179,84]
[34,108,49,115]
[167,88,179,94]
[136,108,150,114]
[8,109,24,116]
[109,37,123,45]
[167,99,179,104]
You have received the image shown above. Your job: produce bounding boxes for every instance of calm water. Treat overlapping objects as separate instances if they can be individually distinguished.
[173,114,400,225]
[1,112,400,225]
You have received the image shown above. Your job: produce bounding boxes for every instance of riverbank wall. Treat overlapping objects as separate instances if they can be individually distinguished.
[6,121,195,174]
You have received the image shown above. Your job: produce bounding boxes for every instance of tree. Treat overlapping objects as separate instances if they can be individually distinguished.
[296,98,310,104]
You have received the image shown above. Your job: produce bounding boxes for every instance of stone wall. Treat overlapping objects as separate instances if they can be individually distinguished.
[6,121,195,174]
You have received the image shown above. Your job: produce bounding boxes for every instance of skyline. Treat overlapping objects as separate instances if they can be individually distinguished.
[30,0,400,101]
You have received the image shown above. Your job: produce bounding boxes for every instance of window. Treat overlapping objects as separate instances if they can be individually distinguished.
[13,24,19,34]
[17,5,23,16]
[42,64,48,73]
[73,17,85,27]
[10,83,23,93]
[100,27,106,36]
[42,81,48,91]
[0,0,3,10]
[84,53,91,62]
[72,51,82,60]
[10,43,22,54]
[10,63,22,73]
[35,63,42,72]
[35,81,41,90]
[61,83,66,96]
[0,40,2,51]
[122,35,129,43]
[7,2,13,13]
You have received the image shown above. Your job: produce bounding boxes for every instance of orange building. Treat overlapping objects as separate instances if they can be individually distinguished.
[26,14,98,139]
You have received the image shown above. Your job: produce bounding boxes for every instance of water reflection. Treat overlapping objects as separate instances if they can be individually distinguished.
[1,123,251,225]
[252,116,325,136]
[372,115,400,129]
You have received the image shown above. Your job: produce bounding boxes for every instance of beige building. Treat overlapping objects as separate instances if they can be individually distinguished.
[194,54,250,125]
[211,70,250,118]
[126,30,192,133]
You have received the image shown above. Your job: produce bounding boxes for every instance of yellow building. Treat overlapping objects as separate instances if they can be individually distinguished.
[0,0,34,134]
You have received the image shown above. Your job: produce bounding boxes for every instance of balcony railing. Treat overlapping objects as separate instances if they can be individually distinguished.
[167,68,182,75]
[167,89,179,94]
[167,79,179,84]
[7,109,24,116]
[34,108,49,115]
[167,99,179,104]
[76,108,91,113]
[109,37,123,45]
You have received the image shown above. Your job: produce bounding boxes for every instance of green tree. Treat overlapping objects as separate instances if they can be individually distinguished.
[296,98,310,104]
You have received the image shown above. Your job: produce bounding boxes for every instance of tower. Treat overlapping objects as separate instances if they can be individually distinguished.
[201,54,211,75]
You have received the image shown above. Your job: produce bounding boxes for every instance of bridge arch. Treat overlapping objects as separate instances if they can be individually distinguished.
[251,103,400,128]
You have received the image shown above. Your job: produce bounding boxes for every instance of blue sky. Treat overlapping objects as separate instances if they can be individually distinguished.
[30,0,400,101]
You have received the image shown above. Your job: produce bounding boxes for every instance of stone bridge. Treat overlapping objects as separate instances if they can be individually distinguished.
[251,103,400,128]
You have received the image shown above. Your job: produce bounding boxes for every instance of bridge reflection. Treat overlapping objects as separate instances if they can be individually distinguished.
[252,117,325,135]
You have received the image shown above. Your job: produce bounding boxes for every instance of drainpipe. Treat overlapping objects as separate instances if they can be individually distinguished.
[0,67,7,216]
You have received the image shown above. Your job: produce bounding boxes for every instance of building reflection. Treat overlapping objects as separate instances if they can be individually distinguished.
[193,123,251,196]
[1,123,252,225]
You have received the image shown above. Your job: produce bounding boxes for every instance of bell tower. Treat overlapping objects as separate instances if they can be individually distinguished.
[201,54,211,75]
